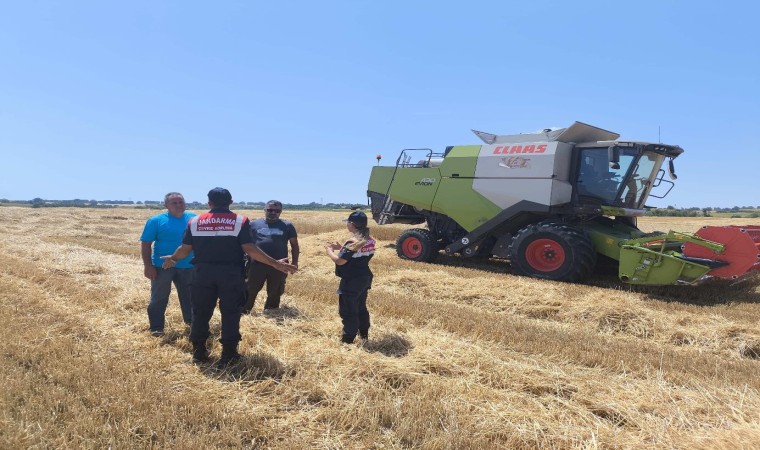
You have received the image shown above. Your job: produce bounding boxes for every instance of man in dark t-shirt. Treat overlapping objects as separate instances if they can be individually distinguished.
[243,200,300,312]
[162,188,297,368]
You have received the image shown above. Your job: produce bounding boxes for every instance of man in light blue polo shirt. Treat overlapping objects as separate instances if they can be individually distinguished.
[140,192,196,336]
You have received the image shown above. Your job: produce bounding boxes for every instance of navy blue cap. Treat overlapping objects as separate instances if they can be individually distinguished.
[344,210,367,227]
[207,187,232,207]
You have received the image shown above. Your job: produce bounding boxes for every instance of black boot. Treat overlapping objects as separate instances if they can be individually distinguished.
[192,341,209,363]
[341,335,355,344]
[359,330,369,341]
[216,343,242,369]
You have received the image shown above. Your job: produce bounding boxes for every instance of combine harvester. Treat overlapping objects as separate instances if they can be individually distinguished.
[367,122,760,285]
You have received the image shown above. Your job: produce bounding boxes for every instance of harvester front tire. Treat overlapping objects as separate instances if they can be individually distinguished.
[396,229,437,262]
[507,222,597,282]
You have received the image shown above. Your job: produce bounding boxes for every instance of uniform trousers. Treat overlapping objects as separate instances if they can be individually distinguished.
[338,275,372,342]
[190,263,245,345]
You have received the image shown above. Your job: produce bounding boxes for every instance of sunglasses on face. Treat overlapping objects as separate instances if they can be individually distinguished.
[266,209,282,213]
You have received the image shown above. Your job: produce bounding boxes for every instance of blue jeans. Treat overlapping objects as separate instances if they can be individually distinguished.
[147,267,194,332]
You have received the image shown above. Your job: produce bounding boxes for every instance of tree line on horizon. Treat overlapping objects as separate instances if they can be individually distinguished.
[0,198,366,211]
[1,198,758,217]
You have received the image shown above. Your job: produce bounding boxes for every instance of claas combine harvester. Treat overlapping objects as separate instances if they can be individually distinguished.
[367,122,760,285]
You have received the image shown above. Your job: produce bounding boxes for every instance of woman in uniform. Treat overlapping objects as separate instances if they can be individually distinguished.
[324,211,376,343]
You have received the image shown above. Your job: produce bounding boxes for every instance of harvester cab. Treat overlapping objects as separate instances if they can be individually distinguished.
[367,121,760,286]
[573,142,681,211]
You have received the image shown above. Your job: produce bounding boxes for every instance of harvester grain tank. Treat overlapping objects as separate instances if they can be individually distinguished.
[366,122,760,285]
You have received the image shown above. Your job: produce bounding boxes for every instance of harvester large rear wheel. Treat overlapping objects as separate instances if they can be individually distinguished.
[396,228,437,262]
[507,222,597,282]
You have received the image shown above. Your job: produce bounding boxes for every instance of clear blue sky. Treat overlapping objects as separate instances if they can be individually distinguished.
[1,1,758,208]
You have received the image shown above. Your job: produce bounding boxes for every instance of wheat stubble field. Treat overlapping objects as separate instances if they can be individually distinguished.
[1,207,759,449]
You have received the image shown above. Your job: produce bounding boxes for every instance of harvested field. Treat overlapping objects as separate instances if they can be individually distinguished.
[1,207,759,449]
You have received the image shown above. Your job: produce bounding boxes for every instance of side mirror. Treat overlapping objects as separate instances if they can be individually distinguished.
[608,146,620,170]
[668,159,677,180]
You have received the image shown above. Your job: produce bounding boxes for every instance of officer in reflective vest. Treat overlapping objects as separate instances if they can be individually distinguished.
[162,187,297,368]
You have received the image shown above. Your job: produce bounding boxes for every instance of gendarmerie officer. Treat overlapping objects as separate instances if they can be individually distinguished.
[162,187,297,368]
[324,211,376,344]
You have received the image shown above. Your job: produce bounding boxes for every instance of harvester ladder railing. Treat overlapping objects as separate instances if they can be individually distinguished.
[379,148,441,224]
[395,148,440,168]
